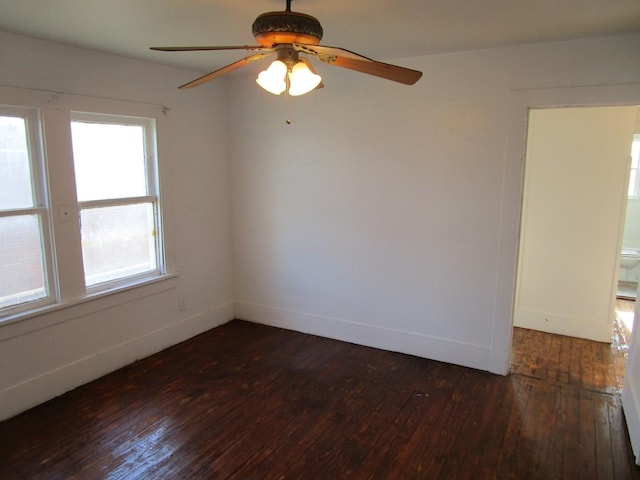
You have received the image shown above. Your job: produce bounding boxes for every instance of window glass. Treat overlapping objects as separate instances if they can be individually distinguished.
[0,215,47,308]
[80,204,157,286]
[0,115,34,209]
[71,122,147,201]
[629,170,638,197]
[629,135,640,197]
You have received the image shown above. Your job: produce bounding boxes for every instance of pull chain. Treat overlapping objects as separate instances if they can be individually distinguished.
[284,72,292,125]
[285,92,291,125]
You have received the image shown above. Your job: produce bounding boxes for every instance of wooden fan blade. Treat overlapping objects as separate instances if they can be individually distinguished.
[329,57,422,85]
[292,44,374,62]
[151,45,270,52]
[179,53,273,89]
[293,43,422,85]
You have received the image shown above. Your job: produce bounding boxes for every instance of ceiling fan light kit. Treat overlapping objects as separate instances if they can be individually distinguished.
[287,60,322,96]
[151,0,422,95]
[256,46,322,96]
[256,59,288,95]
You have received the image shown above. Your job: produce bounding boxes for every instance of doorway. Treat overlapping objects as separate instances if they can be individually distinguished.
[498,84,640,462]
[513,106,638,343]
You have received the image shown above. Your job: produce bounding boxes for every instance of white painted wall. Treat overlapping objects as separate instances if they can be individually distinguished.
[0,32,235,420]
[229,34,640,375]
[515,106,636,342]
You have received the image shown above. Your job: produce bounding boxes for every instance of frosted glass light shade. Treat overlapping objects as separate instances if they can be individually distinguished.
[288,61,321,96]
[256,60,287,95]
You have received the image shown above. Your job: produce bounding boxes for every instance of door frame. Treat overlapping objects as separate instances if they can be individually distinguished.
[491,83,640,461]
[513,106,634,342]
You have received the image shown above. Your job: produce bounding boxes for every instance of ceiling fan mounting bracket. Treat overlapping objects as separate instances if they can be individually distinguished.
[252,10,323,47]
[292,44,337,64]
[274,45,300,67]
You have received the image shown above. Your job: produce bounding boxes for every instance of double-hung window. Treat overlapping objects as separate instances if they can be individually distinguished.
[0,99,167,320]
[0,107,53,312]
[70,112,163,289]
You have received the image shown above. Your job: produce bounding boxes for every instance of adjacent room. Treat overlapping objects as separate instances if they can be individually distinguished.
[1,1,640,477]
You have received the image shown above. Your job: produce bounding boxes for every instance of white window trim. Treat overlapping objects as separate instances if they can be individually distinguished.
[0,105,56,316]
[70,111,166,293]
[0,86,174,327]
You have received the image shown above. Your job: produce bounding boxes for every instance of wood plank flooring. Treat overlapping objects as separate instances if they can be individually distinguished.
[1,316,638,479]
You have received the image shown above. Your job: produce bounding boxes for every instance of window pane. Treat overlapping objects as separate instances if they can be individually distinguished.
[0,115,34,209]
[0,215,47,309]
[71,122,147,201]
[632,137,640,169]
[81,203,157,286]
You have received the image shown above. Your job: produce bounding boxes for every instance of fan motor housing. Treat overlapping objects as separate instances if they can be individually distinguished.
[252,11,323,46]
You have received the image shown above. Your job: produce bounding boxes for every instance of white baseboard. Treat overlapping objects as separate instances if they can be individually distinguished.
[235,301,493,372]
[514,308,611,343]
[0,302,234,421]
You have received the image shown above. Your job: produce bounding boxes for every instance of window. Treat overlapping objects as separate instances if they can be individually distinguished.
[70,113,163,289]
[630,134,640,198]
[0,98,166,320]
[0,107,53,312]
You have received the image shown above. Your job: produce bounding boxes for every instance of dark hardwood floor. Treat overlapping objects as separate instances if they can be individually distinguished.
[1,312,638,479]
[510,300,632,395]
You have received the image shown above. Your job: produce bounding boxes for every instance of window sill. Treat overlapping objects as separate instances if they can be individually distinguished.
[0,273,179,342]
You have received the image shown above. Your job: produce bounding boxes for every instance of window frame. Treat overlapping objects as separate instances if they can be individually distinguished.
[630,134,640,198]
[70,111,166,293]
[0,105,56,315]
[0,87,172,326]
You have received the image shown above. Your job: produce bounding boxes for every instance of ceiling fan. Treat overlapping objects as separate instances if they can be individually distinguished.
[151,0,423,96]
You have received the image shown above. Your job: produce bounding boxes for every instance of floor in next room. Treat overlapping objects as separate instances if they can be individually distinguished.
[510,298,633,394]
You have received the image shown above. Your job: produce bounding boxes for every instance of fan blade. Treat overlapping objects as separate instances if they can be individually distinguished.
[293,44,422,85]
[151,45,270,52]
[328,57,422,85]
[179,53,273,89]
[293,44,373,62]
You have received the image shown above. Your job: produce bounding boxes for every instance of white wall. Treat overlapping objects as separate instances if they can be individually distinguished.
[0,32,235,420]
[229,33,640,374]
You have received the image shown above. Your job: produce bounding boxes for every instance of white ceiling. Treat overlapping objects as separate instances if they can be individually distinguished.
[1,0,639,75]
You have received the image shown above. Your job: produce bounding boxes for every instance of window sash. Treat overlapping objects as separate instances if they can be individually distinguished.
[0,212,52,312]
[70,111,159,200]
[0,106,55,315]
[80,202,161,289]
[70,112,164,291]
